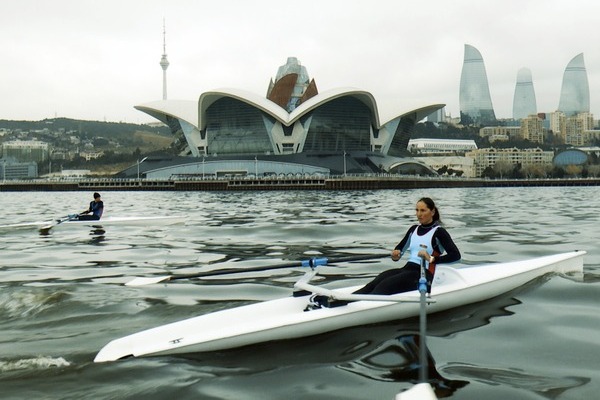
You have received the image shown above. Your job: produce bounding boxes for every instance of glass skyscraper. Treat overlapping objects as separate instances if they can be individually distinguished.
[459,44,496,126]
[512,68,537,120]
[558,53,590,116]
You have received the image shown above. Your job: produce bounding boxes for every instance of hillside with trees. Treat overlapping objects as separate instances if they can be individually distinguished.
[0,118,174,175]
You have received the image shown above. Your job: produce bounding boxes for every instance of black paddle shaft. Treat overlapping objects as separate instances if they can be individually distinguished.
[166,253,389,282]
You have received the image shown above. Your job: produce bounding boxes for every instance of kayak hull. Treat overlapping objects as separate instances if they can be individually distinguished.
[55,215,186,227]
[94,251,585,362]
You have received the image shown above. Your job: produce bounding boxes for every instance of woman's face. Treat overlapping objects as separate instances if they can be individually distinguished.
[415,201,435,225]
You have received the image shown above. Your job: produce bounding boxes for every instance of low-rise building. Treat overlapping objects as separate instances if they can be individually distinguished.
[80,151,104,161]
[583,130,600,145]
[407,138,477,155]
[479,126,522,143]
[0,158,38,179]
[465,147,554,177]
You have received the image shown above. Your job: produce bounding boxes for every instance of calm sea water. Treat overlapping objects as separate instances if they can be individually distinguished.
[0,187,598,400]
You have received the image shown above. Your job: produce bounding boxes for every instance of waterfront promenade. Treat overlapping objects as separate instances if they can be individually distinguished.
[2,175,600,192]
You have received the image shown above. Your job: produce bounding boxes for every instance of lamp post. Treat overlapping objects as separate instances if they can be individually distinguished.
[137,156,148,180]
[343,151,347,177]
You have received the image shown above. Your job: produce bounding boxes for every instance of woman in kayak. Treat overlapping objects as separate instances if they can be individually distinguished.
[77,192,104,221]
[356,197,460,295]
[307,197,460,309]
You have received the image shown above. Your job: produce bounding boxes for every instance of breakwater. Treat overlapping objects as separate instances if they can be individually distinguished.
[2,176,600,192]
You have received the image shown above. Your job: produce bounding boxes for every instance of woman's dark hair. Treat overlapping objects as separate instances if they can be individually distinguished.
[418,197,441,223]
[93,192,101,199]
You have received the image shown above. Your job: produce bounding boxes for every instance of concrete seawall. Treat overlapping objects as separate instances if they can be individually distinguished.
[2,176,600,192]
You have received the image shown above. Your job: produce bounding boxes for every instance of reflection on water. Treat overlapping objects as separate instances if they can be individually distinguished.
[88,227,106,245]
[335,288,525,398]
[337,282,591,399]
[339,334,469,398]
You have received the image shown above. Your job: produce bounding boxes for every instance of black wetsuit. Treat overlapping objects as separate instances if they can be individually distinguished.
[78,200,104,221]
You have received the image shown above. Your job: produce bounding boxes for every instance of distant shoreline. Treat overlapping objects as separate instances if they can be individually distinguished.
[2,176,600,192]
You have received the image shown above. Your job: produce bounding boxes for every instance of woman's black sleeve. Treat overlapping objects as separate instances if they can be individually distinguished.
[394,225,417,252]
[434,228,461,264]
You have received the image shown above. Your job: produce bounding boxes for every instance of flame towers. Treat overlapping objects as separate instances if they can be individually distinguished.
[558,53,590,116]
[459,44,496,125]
[512,68,537,120]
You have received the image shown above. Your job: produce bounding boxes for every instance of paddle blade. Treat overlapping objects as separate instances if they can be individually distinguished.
[39,225,53,233]
[125,275,172,286]
[38,215,76,233]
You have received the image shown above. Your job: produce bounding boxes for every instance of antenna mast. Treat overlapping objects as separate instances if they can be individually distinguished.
[159,19,169,100]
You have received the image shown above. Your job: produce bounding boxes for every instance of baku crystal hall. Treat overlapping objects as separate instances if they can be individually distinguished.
[119,57,443,179]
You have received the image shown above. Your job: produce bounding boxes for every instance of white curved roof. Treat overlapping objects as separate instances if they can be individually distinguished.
[136,91,444,131]
[291,87,380,126]
[134,100,198,126]
[381,104,446,126]
[198,88,289,130]
[198,87,382,130]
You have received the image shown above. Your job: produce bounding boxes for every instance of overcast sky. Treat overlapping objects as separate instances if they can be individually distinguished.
[1,0,598,124]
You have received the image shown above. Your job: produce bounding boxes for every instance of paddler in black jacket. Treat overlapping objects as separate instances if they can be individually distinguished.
[77,192,104,221]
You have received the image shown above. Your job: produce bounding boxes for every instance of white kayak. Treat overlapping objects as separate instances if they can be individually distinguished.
[0,215,186,232]
[94,250,585,363]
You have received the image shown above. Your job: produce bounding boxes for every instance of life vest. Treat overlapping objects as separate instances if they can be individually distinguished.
[407,225,439,274]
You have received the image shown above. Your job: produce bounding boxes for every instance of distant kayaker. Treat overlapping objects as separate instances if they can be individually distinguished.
[77,192,104,221]
[307,197,460,309]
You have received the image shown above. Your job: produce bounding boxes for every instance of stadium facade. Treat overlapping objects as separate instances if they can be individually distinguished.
[459,44,497,126]
[119,57,443,179]
[512,68,537,120]
[558,53,590,117]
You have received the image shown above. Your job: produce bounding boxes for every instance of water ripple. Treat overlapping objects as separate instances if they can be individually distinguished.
[0,188,599,399]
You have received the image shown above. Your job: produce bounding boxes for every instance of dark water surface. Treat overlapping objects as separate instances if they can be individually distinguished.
[1,188,598,399]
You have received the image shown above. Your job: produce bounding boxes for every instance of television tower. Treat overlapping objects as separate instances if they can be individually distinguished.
[160,19,169,100]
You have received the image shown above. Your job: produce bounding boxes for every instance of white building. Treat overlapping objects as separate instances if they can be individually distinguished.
[1,140,49,163]
[479,126,522,142]
[550,111,596,146]
[465,147,554,177]
[549,111,566,137]
[407,138,477,154]
[520,115,545,144]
